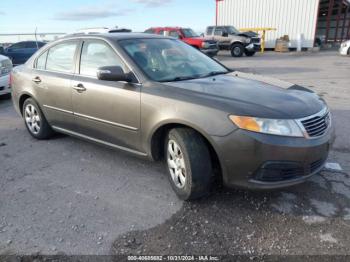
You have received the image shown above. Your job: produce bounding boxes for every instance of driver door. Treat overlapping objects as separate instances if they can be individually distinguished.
[72,39,142,152]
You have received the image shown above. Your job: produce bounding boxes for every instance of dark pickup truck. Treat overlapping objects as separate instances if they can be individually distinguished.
[205,26,261,57]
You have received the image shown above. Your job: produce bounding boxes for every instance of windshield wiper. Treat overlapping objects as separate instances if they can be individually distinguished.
[162,75,201,82]
[200,71,229,78]
[161,71,228,82]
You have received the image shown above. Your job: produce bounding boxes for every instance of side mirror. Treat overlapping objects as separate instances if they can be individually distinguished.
[178,35,183,40]
[0,47,5,54]
[97,66,131,82]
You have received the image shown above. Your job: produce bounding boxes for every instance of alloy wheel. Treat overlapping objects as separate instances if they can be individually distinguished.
[167,140,187,189]
[24,104,41,135]
[233,46,241,56]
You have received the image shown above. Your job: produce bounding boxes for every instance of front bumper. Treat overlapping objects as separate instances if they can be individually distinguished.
[0,74,11,95]
[339,45,349,56]
[245,43,261,52]
[211,125,335,190]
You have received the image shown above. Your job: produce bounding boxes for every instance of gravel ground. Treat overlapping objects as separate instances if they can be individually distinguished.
[0,50,349,258]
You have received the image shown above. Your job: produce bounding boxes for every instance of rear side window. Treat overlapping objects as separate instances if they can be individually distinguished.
[79,40,126,77]
[214,28,224,36]
[46,41,78,73]
[26,42,40,48]
[36,50,48,70]
[206,27,214,35]
[9,42,26,50]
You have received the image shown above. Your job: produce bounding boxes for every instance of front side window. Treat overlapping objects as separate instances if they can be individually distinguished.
[36,50,48,70]
[214,28,224,36]
[119,38,228,82]
[182,29,198,38]
[80,40,126,77]
[46,41,78,73]
[227,26,240,35]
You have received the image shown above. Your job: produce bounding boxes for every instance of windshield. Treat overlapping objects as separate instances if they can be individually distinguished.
[119,38,228,82]
[182,28,199,38]
[227,26,240,35]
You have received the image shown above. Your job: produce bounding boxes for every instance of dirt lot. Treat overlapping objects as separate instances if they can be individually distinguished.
[0,51,349,258]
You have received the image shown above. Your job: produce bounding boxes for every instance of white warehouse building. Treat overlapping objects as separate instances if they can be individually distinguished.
[216,0,350,49]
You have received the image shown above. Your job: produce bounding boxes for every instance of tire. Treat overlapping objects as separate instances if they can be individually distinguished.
[230,43,244,57]
[348,48,350,56]
[1,93,11,99]
[23,98,54,139]
[245,50,256,57]
[165,128,213,201]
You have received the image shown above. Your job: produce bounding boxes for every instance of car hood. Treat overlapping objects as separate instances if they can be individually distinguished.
[164,72,325,119]
[237,31,259,38]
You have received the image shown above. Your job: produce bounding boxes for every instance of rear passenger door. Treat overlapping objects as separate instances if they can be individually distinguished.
[32,40,79,131]
[214,27,230,49]
[72,39,141,152]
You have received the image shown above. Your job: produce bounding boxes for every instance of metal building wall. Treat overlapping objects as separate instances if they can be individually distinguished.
[217,0,320,48]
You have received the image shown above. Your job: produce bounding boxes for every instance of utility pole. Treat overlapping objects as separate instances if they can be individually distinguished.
[216,0,224,26]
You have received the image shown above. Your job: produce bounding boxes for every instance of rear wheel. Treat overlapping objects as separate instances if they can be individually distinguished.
[245,50,256,57]
[23,98,54,139]
[231,43,244,57]
[165,128,213,201]
[348,47,350,56]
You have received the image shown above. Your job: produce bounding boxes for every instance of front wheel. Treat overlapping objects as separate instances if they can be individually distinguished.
[165,128,213,201]
[348,48,350,56]
[245,50,256,57]
[23,98,54,139]
[230,43,244,57]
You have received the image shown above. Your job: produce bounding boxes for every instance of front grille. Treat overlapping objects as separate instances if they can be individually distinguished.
[251,37,260,44]
[310,158,326,173]
[205,40,217,44]
[204,40,219,49]
[301,112,330,137]
[255,159,326,182]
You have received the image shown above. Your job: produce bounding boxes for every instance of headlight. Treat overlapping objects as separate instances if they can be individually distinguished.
[245,38,251,44]
[201,42,210,49]
[0,59,12,75]
[229,115,304,137]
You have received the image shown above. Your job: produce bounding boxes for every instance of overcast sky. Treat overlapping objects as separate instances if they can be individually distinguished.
[0,0,215,34]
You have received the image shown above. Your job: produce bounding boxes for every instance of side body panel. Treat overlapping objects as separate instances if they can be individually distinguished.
[72,75,141,151]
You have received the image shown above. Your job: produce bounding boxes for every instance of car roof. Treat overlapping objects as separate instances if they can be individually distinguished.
[62,32,166,41]
[12,40,45,43]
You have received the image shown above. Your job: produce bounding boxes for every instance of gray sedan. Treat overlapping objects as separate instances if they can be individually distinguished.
[11,33,334,200]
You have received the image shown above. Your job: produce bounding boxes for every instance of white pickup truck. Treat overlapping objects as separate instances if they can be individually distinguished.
[0,54,12,96]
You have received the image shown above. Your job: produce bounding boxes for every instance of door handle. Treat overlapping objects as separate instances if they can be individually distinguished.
[32,76,41,84]
[73,84,86,92]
